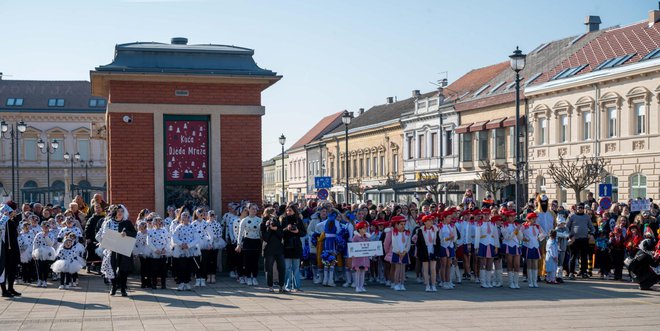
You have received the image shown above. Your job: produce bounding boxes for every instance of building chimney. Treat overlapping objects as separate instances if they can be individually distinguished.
[437,87,445,104]
[584,16,601,32]
[0,72,3,80]
[386,97,394,104]
[171,37,188,45]
[358,108,365,116]
[412,90,421,98]
[649,7,660,27]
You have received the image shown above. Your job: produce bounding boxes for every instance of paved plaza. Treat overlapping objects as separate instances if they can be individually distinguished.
[0,272,659,331]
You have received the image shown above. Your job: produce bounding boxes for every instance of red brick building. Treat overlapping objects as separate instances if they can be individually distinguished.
[90,38,280,214]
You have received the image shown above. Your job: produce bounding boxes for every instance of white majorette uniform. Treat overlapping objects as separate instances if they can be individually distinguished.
[32,231,56,261]
[474,220,499,258]
[438,223,457,258]
[501,221,523,256]
[521,222,545,260]
[455,217,469,255]
[171,223,201,258]
[51,245,85,274]
[18,231,35,264]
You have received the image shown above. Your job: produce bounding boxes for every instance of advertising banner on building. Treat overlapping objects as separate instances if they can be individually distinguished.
[165,118,209,182]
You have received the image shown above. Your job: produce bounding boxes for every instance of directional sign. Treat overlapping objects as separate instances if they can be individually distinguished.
[599,197,612,211]
[598,184,612,198]
[315,176,332,189]
[317,188,329,200]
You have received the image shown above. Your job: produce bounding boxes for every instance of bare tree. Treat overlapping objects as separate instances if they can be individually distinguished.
[546,156,609,204]
[474,161,514,200]
[349,178,369,203]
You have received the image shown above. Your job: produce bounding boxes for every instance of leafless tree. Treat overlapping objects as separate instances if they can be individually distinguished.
[349,178,368,203]
[546,156,609,204]
[474,161,514,200]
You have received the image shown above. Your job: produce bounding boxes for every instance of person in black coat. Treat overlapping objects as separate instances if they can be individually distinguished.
[1,202,21,297]
[281,206,307,292]
[84,204,105,271]
[261,208,285,292]
[98,205,137,297]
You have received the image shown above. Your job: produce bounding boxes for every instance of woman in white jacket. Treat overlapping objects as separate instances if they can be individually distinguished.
[171,211,201,291]
[522,212,546,288]
[501,210,523,289]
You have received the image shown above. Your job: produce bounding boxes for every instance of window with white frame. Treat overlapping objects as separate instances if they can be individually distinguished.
[478,131,489,160]
[430,132,438,157]
[445,130,453,156]
[607,106,617,138]
[366,156,371,176]
[76,138,90,162]
[380,155,385,176]
[583,112,592,140]
[372,156,377,176]
[406,136,414,159]
[462,133,473,162]
[630,173,647,199]
[559,114,568,142]
[494,128,505,159]
[418,134,426,158]
[509,127,515,158]
[538,118,547,145]
[393,154,398,173]
[635,103,646,134]
[359,158,364,177]
[23,138,37,161]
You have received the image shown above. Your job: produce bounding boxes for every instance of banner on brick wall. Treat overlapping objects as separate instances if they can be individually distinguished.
[164,116,209,183]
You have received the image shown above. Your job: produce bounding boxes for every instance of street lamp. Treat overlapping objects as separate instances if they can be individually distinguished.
[37,138,59,203]
[63,151,80,198]
[509,46,527,211]
[1,120,27,204]
[80,159,93,182]
[341,110,354,204]
[279,134,286,204]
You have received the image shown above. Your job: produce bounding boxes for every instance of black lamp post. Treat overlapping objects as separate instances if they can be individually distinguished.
[509,46,527,211]
[279,134,286,204]
[0,120,27,203]
[63,151,80,198]
[80,159,93,182]
[37,138,59,203]
[341,110,354,204]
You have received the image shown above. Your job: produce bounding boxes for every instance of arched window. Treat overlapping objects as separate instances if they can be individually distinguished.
[78,180,91,188]
[630,173,647,199]
[536,176,546,193]
[603,175,619,202]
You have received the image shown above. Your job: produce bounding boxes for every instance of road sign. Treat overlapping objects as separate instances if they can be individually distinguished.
[317,188,329,200]
[599,197,612,211]
[315,176,332,189]
[598,183,612,197]
[631,199,651,212]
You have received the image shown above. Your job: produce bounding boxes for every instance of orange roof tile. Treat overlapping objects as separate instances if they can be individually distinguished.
[288,111,344,150]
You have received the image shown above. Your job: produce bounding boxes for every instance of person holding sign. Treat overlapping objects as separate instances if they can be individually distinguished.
[96,205,137,297]
[351,221,370,293]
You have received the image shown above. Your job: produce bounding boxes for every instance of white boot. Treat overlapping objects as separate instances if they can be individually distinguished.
[328,267,336,287]
[323,267,329,286]
[514,272,521,289]
[509,271,516,289]
[528,269,535,288]
[495,269,503,287]
[480,269,489,288]
[343,270,352,287]
[454,266,462,284]
[557,266,564,280]
[533,270,539,288]
[313,266,322,284]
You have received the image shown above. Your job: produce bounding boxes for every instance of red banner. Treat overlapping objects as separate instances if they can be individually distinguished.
[165,120,208,182]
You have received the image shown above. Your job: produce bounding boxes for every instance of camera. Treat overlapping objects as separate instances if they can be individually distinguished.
[122,115,133,123]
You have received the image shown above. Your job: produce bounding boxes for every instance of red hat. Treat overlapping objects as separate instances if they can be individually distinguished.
[481,209,492,215]
[421,215,435,223]
[491,215,503,222]
[390,216,406,224]
[471,209,481,216]
[440,210,454,219]
[447,207,458,213]
[628,224,639,231]
[430,212,441,219]
[356,221,368,230]
[502,210,517,217]
[526,212,538,220]
[460,210,470,216]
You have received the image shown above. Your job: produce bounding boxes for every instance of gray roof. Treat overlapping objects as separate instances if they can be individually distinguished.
[95,40,278,77]
[0,80,106,113]
[326,97,415,135]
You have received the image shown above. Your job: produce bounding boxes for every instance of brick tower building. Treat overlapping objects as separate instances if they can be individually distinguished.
[90,37,280,215]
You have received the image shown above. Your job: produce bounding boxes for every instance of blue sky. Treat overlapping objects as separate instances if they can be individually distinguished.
[0,0,651,160]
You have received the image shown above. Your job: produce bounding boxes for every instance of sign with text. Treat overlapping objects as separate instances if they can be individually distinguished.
[100,229,137,257]
[348,241,383,258]
[315,176,332,189]
[165,118,209,182]
[631,199,651,212]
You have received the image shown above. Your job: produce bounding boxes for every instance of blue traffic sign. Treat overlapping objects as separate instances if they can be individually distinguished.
[317,188,329,200]
[315,176,332,189]
[599,197,612,211]
[599,183,612,197]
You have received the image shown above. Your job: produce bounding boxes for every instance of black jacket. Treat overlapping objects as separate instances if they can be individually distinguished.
[261,217,284,256]
[282,215,307,259]
[85,214,105,242]
[415,227,440,262]
[110,219,137,274]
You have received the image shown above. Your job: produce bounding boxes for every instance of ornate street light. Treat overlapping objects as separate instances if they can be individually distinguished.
[279,134,286,204]
[342,110,354,204]
[37,138,59,203]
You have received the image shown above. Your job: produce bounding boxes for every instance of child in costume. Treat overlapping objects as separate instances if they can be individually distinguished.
[501,210,523,289]
[390,216,411,291]
[474,210,499,288]
[147,216,171,289]
[609,226,626,280]
[69,233,85,287]
[438,211,457,289]
[33,221,56,288]
[205,210,226,285]
[338,212,355,288]
[57,217,83,243]
[545,229,559,284]
[18,222,35,284]
[491,213,505,288]
[595,228,611,279]
[522,212,545,288]
[191,208,210,287]
[456,210,471,282]
[51,237,85,289]
[317,212,340,287]
[555,216,570,282]
[172,211,202,291]
[134,221,152,288]
[351,221,370,292]
[236,204,262,286]
[415,214,438,292]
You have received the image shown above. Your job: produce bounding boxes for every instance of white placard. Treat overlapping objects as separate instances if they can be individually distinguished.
[100,229,136,257]
[631,199,651,212]
[348,241,383,258]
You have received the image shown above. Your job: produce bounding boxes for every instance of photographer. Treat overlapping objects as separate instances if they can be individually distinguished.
[261,207,285,292]
[282,204,307,292]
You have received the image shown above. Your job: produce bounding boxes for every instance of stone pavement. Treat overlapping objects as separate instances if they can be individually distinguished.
[1,272,659,330]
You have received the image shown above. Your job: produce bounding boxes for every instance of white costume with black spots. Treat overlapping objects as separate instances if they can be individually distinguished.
[51,245,85,274]
[96,218,120,279]
[147,228,171,258]
[191,219,211,250]
[18,231,35,263]
[133,231,151,257]
[206,221,226,250]
[32,232,56,261]
[171,223,201,257]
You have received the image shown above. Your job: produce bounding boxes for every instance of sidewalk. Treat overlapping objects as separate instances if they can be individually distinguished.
[1,272,659,330]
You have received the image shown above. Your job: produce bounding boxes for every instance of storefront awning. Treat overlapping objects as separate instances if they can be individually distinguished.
[486,117,506,129]
[503,115,525,127]
[455,123,472,134]
[438,171,479,183]
[468,120,489,132]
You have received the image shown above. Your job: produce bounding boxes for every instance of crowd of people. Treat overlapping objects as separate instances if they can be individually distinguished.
[2,190,660,299]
